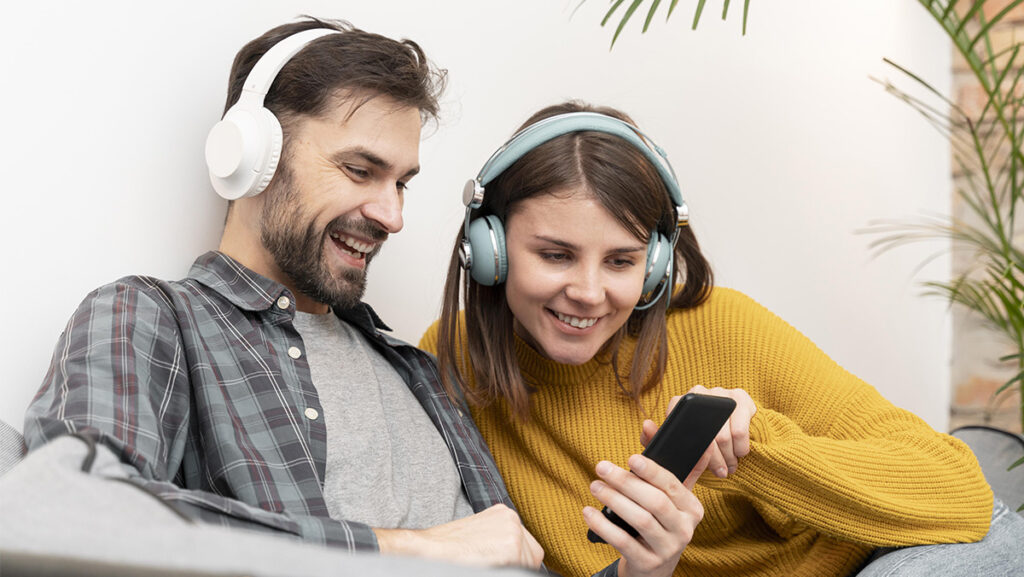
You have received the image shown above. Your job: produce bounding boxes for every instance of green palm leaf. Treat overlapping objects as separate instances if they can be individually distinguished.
[866,2,1024,441]
[593,0,752,47]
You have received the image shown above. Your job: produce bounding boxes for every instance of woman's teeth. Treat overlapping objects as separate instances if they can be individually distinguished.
[554,311,598,329]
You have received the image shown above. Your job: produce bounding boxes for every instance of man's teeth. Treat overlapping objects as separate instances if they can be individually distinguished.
[555,311,598,329]
[330,232,374,255]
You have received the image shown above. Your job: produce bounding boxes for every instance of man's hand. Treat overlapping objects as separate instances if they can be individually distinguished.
[583,455,704,577]
[643,385,757,479]
[375,504,544,569]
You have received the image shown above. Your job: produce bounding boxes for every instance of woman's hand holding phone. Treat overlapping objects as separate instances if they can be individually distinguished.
[583,390,752,576]
[644,386,757,479]
[583,454,706,577]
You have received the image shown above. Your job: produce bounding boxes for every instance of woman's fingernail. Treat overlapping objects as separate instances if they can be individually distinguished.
[628,454,645,472]
[596,461,612,476]
[717,466,728,477]
[591,480,605,495]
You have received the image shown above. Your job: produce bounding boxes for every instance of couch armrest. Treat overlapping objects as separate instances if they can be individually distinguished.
[951,425,1024,513]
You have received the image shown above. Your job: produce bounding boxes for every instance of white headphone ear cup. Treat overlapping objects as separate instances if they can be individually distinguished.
[641,231,672,297]
[205,106,282,200]
[466,215,508,286]
[206,107,254,200]
[250,107,283,197]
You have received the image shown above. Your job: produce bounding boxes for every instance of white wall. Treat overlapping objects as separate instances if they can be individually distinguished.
[0,1,952,431]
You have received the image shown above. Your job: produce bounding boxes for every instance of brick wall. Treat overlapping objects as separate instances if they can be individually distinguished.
[949,0,1024,433]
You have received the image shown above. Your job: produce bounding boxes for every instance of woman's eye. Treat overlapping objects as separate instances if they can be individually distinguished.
[610,258,636,268]
[540,252,569,262]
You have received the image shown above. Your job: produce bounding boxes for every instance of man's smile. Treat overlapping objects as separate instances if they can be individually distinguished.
[329,231,378,261]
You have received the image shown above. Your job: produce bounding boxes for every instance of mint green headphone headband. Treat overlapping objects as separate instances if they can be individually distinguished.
[466,111,687,218]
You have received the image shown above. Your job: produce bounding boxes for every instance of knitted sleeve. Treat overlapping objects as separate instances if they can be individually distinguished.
[687,289,993,547]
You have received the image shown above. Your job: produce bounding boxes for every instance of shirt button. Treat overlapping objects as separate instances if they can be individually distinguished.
[288,346,302,359]
[276,296,291,310]
[304,407,319,420]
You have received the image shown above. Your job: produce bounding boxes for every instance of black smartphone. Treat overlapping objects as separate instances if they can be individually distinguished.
[587,392,737,544]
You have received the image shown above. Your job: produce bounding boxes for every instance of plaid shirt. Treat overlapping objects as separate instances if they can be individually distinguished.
[23,251,515,551]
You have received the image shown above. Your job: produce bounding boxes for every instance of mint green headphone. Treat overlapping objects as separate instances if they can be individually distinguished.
[459,112,689,310]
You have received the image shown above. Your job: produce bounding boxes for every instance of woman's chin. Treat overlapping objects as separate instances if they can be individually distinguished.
[539,345,599,366]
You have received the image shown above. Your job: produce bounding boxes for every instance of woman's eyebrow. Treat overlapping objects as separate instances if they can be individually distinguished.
[533,234,644,253]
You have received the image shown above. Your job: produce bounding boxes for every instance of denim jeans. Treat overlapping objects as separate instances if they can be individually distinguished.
[855,499,1024,576]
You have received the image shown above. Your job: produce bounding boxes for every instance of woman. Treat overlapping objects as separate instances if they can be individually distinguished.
[419,101,999,577]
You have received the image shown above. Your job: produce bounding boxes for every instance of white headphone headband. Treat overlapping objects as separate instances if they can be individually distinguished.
[239,28,339,106]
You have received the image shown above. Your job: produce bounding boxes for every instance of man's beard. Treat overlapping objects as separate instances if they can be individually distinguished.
[259,166,387,311]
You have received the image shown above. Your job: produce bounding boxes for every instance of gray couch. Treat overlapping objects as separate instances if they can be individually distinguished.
[0,420,538,577]
[1,420,1022,577]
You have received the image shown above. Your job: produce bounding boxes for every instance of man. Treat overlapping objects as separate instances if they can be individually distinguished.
[23,17,542,570]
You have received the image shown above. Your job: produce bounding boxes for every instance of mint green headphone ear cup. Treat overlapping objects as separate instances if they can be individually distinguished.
[467,214,508,286]
[641,231,673,298]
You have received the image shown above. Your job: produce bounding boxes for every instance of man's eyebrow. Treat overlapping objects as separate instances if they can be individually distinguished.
[332,147,420,178]
[534,235,645,253]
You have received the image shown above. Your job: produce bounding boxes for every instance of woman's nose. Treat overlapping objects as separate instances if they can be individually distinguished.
[563,267,605,306]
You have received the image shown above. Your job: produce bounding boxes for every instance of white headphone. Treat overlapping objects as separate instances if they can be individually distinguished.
[205,28,339,200]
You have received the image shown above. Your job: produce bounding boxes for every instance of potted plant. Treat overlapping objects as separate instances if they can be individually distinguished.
[590,0,1024,505]
[865,1,1024,507]
[860,0,1024,441]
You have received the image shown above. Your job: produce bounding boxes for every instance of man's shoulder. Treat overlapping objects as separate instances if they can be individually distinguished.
[51,274,209,361]
[79,251,276,315]
[83,273,204,310]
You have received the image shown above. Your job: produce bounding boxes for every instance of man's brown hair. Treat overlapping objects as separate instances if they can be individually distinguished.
[223,16,446,124]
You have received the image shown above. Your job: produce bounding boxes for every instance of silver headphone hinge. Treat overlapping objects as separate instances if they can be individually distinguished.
[463,179,485,209]
[676,202,690,227]
[459,239,473,270]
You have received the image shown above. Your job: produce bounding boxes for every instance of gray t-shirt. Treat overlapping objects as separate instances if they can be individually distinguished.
[292,310,474,530]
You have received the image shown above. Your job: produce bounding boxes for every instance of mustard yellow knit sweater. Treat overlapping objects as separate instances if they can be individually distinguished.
[419,288,992,577]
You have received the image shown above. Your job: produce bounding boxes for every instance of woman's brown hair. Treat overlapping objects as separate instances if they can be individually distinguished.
[437,101,713,418]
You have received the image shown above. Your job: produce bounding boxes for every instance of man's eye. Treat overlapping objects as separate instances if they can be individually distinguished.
[345,165,370,179]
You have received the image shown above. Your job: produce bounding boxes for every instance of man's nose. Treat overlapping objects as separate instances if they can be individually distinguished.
[362,185,404,234]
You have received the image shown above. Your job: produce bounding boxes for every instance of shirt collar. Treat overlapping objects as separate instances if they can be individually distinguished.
[334,303,393,335]
[188,251,283,312]
[187,251,393,333]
